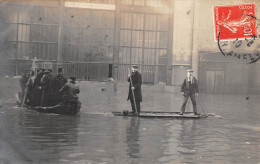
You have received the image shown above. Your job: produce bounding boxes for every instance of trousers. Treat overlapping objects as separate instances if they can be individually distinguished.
[181,93,197,114]
[130,99,141,114]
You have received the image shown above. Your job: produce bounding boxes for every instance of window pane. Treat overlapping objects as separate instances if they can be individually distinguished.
[120,30,131,47]
[145,32,156,48]
[132,13,144,30]
[144,48,155,65]
[132,31,143,47]
[145,14,157,31]
[121,12,132,29]
[134,0,144,6]
[121,0,132,5]
[157,15,168,31]
[131,48,142,64]
[119,47,131,64]
[157,32,168,48]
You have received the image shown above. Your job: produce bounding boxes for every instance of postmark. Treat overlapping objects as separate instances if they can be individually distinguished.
[213,4,260,64]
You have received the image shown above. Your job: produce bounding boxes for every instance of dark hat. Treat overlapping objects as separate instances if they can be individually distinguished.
[187,69,193,72]
[70,77,76,81]
[40,68,45,71]
[48,69,52,72]
[132,65,138,68]
[58,68,64,72]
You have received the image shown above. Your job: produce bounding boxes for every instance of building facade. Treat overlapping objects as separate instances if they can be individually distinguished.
[0,0,259,94]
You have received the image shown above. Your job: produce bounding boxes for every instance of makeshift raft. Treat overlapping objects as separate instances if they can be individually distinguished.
[16,93,81,115]
[112,110,217,119]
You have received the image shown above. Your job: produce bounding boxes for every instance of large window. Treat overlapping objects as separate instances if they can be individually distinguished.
[120,12,169,65]
[2,3,59,60]
[119,12,169,83]
[62,8,114,62]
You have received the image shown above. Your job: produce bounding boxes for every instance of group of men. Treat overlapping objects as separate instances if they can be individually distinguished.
[127,65,199,116]
[20,65,198,114]
[19,68,80,107]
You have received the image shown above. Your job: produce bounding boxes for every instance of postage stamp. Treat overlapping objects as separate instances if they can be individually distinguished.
[213,4,257,41]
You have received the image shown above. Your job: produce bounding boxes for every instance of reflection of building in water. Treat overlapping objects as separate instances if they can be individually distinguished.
[0,0,260,94]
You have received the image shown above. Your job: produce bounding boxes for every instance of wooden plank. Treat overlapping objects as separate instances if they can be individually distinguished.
[112,111,207,119]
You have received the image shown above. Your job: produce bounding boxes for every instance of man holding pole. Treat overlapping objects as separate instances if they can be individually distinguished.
[179,69,199,115]
[127,65,142,115]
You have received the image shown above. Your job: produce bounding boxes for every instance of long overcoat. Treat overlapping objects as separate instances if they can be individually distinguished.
[127,71,142,102]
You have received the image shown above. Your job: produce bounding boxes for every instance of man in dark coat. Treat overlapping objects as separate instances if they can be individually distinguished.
[127,65,142,115]
[60,77,80,104]
[19,69,30,100]
[179,69,199,115]
[52,68,67,104]
[40,69,54,106]
[19,69,33,105]
[32,68,45,106]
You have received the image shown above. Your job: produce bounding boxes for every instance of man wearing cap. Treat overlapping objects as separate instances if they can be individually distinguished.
[179,69,199,115]
[19,69,34,104]
[127,65,142,115]
[52,68,68,104]
[31,68,45,106]
[40,69,54,106]
[19,69,30,100]
[60,77,80,104]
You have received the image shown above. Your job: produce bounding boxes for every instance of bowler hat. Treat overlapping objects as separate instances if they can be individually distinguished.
[132,65,138,68]
[58,68,63,73]
[187,69,193,72]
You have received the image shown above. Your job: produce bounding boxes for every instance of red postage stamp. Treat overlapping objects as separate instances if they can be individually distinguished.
[213,4,257,41]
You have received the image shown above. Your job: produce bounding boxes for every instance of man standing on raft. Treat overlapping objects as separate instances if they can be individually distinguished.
[179,69,199,115]
[127,65,142,115]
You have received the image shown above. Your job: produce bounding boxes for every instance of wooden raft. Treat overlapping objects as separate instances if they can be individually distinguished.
[112,111,212,119]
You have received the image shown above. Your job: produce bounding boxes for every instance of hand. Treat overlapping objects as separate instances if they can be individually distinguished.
[181,92,184,95]
[196,93,198,96]
[38,86,42,90]
[131,87,135,90]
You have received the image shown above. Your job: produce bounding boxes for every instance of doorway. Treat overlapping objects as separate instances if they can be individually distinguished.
[205,70,225,94]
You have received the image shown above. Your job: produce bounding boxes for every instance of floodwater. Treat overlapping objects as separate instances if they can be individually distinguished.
[0,82,260,164]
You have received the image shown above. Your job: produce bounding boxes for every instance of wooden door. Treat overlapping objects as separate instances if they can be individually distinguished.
[206,70,215,93]
[215,71,225,93]
[205,70,225,94]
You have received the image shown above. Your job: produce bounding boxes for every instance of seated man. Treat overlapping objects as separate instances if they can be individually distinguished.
[59,77,80,104]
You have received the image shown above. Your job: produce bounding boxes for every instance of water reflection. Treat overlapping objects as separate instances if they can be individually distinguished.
[178,120,198,162]
[126,117,140,159]
[0,108,80,164]
[23,112,80,152]
[1,87,260,163]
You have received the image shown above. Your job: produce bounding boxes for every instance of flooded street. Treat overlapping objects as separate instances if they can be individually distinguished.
[0,81,260,164]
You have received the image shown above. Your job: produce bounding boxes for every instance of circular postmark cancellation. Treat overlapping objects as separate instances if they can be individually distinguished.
[213,4,260,64]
